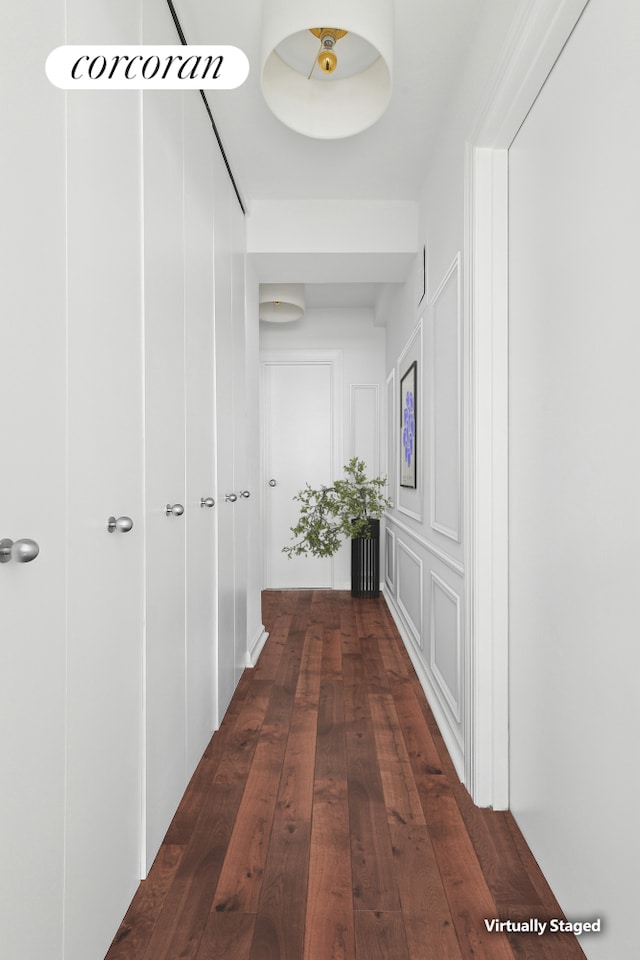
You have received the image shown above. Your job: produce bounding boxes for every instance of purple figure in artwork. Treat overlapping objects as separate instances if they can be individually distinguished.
[403,390,415,466]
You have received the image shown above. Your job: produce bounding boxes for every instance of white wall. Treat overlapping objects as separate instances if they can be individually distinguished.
[381,0,519,779]
[259,307,387,589]
[380,0,637,953]
[508,1,638,956]
[248,200,417,285]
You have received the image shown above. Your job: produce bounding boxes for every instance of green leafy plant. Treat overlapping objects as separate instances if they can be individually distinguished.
[283,456,392,559]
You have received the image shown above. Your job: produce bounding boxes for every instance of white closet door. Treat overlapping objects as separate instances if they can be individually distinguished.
[213,153,238,722]
[62,5,144,958]
[231,199,248,686]
[0,5,67,957]
[142,87,187,871]
[184,90,216,774]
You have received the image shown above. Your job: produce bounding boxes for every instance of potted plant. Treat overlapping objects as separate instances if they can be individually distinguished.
[283,456,391,597]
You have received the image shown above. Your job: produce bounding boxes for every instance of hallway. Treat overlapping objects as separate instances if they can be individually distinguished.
[105,591,586,960]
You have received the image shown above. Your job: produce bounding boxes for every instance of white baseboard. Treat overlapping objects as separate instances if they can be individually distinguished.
[383,589,465,782]
[333,581,386,592]
[247,624,269,667]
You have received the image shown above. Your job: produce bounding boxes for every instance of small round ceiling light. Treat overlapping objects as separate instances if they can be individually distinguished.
[261,0,393,139]
[259,284,305,323]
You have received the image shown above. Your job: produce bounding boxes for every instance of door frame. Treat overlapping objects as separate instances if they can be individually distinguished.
[260,349,343,589]
[463,0,590,808]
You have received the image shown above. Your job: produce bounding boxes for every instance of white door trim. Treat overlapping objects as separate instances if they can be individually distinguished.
[464,0,590,808]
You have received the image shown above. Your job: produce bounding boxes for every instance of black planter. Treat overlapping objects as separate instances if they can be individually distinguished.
[350,518,380,598]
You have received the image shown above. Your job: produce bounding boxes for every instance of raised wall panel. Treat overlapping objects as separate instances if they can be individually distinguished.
[385,527,396,594]
[396,539,423,652]
[430,573,462,723]
[386,369,396,503]
[397,321,423,522]
[430,255,462,541]
[385,515,464,577]
[351,383,380,474]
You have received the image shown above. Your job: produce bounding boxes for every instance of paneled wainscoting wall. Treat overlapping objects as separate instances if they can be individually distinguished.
[385,252,465,778]
[384,519,465,777]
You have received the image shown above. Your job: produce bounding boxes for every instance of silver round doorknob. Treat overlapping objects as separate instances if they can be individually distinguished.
[107,516,134,534]
[268,479,277,487]
[239,490,251,499]
[0,538,40,564]
[224,493,238,503]
[200,497,215,508]
[166,503,185,517]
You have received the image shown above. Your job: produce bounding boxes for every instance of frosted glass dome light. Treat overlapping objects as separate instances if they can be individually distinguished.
[259,284,305,323]
[261,0,393,139]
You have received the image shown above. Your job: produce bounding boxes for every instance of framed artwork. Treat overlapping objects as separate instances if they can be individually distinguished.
[400,361,417,488]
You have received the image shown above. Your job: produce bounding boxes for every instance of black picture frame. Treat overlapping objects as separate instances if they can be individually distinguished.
[400,361,417,489]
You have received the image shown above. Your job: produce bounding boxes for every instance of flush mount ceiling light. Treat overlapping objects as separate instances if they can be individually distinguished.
[259,284,305,323]
[261,0,393,139]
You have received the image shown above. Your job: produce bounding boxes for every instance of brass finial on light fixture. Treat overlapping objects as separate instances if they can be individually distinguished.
[309,28,348,76]
[261,0,393,139]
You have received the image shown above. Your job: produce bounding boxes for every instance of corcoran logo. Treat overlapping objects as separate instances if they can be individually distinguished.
[45,45,249,90]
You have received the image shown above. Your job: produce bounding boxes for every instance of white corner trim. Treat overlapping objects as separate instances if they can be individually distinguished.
[471,0,591,148]
[464,144,510,810]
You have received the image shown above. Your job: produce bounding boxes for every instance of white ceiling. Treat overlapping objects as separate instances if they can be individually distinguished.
[175,0,491,308]
[178,0,485,204]
[304,282,381,310]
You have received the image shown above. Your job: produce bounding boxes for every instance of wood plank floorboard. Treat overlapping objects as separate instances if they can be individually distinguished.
[105,591,586,960]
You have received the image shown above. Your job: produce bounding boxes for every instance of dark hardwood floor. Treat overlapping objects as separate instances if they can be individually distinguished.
[105,590,586,960]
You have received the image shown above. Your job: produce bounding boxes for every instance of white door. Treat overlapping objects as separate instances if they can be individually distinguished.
[213,152,238,722]
[184,90,216,776]
[231,199,248,687]
[0,5,67,956]
[262,359,336,588]
[63,21,144,960]
[142,87,187,871]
